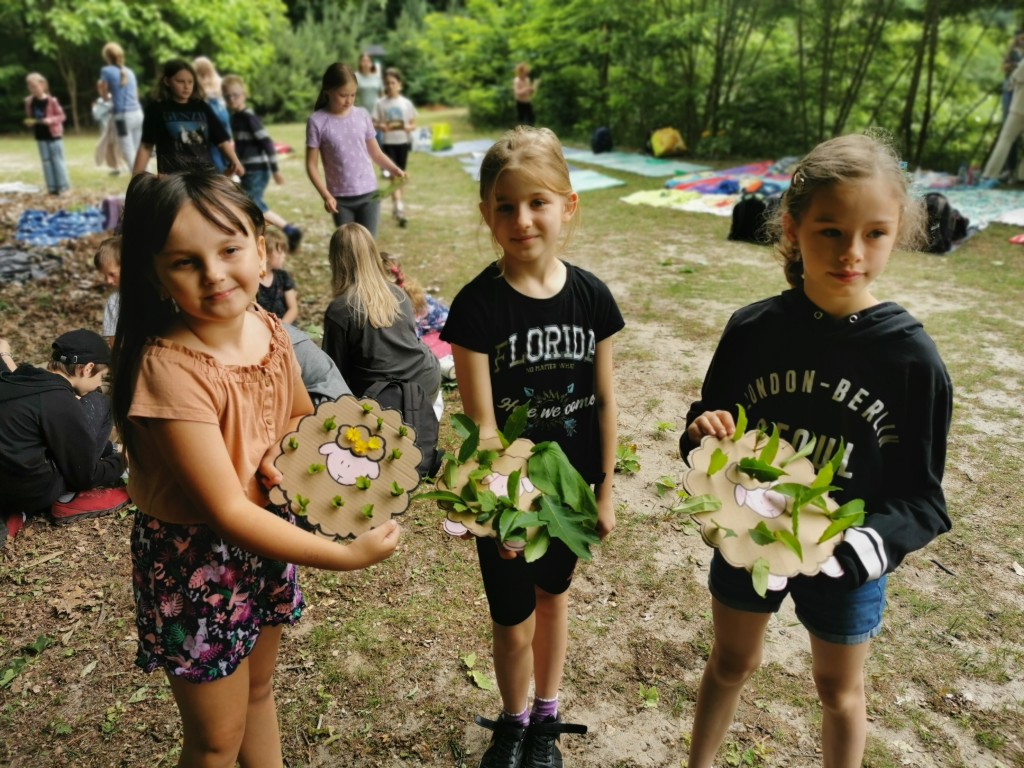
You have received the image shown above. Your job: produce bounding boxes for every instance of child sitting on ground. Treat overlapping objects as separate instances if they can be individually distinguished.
[94,236,121,343]
[0,331,129,544]
[256,227,299,324]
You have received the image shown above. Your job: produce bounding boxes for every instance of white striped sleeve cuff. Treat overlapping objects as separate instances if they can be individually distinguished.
[844,527,887,581]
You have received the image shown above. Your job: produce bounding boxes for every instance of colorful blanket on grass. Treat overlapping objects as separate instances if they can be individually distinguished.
[16,207,105,247]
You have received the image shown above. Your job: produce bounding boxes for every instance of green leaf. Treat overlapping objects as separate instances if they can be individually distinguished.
[775,529,803,561]
[469,670,494,691]
[476,449,499,467]
[323,415,337,432]
[523,527,551,563]
[749,521,776,546]
[389,448,402,461]
[451,415,476,440]
[411,490,464,505]
[502,404,530,443]
[780,435,817,467]
[819,515,860,543]
[443,460,459,491]
[671,494,722,515]
[307,463,325,475]
[707,448,728,476]
[831,498,866,520]
[751,558,771,598]
[535,496,599,561]
[457,426,480,465]
[639,684,660,708]
[287,436,299,451]
[361,504,374,519]
[460,652,477,669]
[829,439,846,475]
[737,458,786,482]
[733,403,748,440]
[390,481,403,497]
[331,495,345,508]
[355,476,372,490]
[375,416,384,432]
[478,490,499,513]
[759,424,781,465]
[507,468,521,508]
[707,519,738,538]
[654,475,677,497]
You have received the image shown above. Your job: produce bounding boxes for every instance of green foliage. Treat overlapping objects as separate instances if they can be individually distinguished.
[460,651,494,691]
[614,442,640,474]
[639,683,660,708]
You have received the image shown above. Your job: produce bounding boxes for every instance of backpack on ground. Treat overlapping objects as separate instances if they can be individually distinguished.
[591,126,613,154]
[728,194,779,245]
[923,192,969,254]
[361,379,441,478]
[650,127,686,157]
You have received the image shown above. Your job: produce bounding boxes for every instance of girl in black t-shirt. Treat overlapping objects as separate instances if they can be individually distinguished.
[441,126,623,768]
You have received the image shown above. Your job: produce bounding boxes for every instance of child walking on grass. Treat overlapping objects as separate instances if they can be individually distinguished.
[441,125,623,768]
[372,67,416,227]
[305,63,405,238]
[133,59,244,177]
[680,133,952,768]
[111,171,400,767]
[24,73,70,195]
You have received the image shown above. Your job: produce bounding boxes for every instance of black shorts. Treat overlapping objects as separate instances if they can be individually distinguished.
[476,535,577,627]
[381,142,410,171]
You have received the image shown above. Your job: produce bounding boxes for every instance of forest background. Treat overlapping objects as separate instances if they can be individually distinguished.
[1,0,1023,171]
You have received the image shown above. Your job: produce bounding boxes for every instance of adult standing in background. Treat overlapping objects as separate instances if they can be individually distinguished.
[98,42,144,170]
[980,56,1024,188]
[513,62,537,126]
[193,56,233,173]
[355,52,384,113]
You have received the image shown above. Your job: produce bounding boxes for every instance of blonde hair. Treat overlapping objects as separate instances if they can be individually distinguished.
[192,56,222,98]
[102,42,128,87]
[328,223,401,329]
[264,226,288,255]
[402,277,428,318]
[221,74,247,97]
[478,125,579,260]
[93,236,122,270]
[769,132,927,288]
[515,62,531,78]
[26,72,49,92]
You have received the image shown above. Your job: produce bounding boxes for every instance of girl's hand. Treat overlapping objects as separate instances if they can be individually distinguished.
[273,171,285,185]
[23,118,36,127]
[257,443,284,490]
[348,519,401,567]
[687,410,736,443]
[596,494,616,539]
[322,195,338,215]
[227,160,245,178]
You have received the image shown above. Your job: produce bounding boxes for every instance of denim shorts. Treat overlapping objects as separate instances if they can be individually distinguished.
[708,551,886,645]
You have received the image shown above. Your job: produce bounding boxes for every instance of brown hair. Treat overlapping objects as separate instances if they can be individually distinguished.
[102,42,128,87]
[768,132,927,287]
[263,226,288,255]
[315,63,357,111]
[328,223,401,329]
[93,236,121,270]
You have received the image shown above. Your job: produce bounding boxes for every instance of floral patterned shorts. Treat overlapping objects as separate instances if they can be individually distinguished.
[131,506,304,683]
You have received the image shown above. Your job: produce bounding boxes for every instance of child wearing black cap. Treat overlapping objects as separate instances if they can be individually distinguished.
[0,330,128,545]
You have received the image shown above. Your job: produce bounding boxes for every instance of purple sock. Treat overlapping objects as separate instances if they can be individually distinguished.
[530,695,558,723]
[501,707,530,728]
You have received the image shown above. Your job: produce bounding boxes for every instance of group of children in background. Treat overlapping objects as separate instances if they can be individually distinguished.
[10,49,953,768]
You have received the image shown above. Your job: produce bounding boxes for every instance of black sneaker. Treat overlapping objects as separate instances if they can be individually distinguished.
[283,224,303,253]
[522,715,588,768]
[475,714,527,768]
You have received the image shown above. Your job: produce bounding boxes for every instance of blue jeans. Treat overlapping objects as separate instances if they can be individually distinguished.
[331,192,380,238]
[114,109,144,170]
[241,168,271,212]
[36,139,70,194]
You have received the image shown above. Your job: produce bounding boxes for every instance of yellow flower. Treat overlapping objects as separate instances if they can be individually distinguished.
[352,439,369,456]
[345,427,361,442]
[367,437,382,451]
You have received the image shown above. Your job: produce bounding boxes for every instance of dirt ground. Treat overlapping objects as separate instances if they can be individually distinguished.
[1,176,1023,768]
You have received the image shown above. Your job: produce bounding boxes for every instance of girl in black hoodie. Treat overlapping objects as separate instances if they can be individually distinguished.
[682,134,952,768]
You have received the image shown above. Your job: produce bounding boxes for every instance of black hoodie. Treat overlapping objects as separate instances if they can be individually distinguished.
[0,364,125,512]
[680,288,952,588]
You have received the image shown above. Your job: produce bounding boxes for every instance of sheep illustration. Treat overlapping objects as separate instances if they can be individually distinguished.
[269,395,423,540]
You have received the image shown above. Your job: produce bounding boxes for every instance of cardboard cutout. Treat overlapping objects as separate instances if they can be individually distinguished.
[436,436,543,551]
[269,395,423,540]
[682,430,845,579]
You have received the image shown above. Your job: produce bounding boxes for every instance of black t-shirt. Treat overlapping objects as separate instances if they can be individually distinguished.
[31,98,52,142]
[442,261,624,484]
[256,269,296,319]
[141,99,231,174]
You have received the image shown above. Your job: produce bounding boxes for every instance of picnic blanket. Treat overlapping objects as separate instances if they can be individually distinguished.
[562,147,709,177]
[456,152,624,192]
[16,207,106,247]
[0,245,63,285]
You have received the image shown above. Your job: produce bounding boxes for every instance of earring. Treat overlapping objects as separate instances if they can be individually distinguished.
[259,268,267,278]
